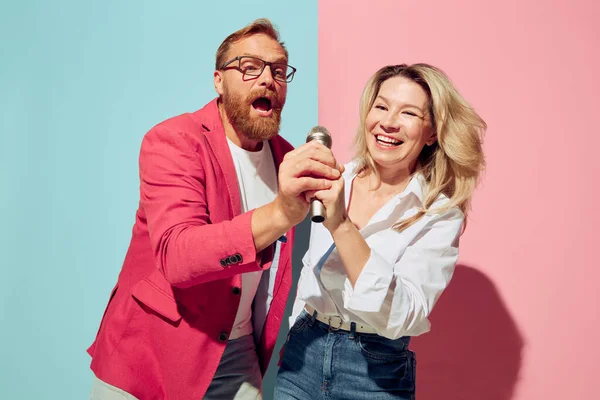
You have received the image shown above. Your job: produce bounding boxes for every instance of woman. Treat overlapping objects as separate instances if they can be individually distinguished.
[274,63,486,399]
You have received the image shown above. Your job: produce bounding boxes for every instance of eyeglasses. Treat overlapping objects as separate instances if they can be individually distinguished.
[220,56,296,83]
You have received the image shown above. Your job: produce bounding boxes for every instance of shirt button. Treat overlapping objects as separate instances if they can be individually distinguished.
[218,332,229,342]
[232,287,241,295]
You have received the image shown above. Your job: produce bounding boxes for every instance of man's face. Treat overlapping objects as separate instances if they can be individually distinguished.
[215,33,289,142]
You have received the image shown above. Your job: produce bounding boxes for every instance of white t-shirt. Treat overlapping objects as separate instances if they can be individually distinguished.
[226,137,278,339]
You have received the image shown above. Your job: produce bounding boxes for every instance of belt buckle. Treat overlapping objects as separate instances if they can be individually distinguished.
[327,315,343,331]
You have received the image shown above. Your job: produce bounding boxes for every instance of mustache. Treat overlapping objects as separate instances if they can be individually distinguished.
[247,89,282,110]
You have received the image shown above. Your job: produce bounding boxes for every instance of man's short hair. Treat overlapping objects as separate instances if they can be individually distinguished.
[215,18,288,70]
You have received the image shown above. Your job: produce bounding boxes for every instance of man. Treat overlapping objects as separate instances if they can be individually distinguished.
[87,18,340,399]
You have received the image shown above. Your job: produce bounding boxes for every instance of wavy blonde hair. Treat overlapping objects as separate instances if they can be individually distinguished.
[353,64,486,232]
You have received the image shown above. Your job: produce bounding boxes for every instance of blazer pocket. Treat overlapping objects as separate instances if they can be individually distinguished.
[130,269,183,324]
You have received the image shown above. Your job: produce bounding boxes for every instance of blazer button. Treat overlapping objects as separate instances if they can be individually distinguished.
[218,332,229,342]
[220,259,227,268]
[227,256,235,265]
[232,286,241,295]
[235,253,242,263]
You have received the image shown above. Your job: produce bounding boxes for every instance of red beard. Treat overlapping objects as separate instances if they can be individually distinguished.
[222,85,283,142]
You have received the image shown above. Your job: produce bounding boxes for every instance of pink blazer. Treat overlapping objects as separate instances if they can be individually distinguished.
[87,98,295,399]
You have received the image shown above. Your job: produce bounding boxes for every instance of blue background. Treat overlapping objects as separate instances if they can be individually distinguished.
[0,1,317,398]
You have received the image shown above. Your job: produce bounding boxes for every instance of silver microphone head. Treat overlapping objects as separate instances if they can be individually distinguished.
[306,125,332,148]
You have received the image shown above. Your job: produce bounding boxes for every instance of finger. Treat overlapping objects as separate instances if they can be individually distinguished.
[293,159,340,180]
[307,188,335,203]
[288,142,339,170]
[282,145,306,161]
[283,140,324,160]
[304,190,317,203]
[289,177,333,197]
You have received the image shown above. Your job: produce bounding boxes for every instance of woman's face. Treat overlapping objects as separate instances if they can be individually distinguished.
[364,76,436,175]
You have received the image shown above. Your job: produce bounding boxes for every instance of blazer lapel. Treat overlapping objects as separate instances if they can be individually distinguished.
[197,99,242,217]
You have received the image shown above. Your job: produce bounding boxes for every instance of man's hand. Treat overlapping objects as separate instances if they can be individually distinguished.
[251,141,343,252]
[275,140,343,226]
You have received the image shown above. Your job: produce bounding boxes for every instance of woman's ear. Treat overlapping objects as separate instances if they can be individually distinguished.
[426,129,437,146]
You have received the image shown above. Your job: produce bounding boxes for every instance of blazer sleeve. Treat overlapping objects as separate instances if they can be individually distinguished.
[139,126,263,288]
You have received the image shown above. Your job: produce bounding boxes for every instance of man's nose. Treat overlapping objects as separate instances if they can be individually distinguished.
[256,65,275,87]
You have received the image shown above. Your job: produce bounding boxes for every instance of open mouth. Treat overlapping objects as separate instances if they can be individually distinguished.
[251,97,273,116]
[375,134,403,147]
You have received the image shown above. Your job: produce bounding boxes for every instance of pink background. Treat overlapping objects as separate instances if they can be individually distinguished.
[319,0,600,398]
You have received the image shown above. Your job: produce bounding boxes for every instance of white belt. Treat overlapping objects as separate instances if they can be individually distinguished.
[305,305,378,334]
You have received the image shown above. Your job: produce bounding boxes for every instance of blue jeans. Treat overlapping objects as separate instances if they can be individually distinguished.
[275,310,416,399]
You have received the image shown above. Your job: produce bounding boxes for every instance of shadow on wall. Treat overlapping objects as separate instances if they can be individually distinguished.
[264,235,523,400]
[411,264,524,400]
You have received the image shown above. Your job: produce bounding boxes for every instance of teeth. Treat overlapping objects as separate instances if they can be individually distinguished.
[376,135,401,145]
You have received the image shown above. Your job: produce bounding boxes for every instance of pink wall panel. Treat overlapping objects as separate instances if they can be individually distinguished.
[319,0,600,398]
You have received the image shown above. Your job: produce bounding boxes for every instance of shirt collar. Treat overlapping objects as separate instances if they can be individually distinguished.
[343,160,426,206]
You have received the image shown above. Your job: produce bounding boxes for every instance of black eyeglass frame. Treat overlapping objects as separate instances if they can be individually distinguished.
[220,56,297,83]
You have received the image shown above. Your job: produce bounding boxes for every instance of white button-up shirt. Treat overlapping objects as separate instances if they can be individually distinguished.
[290,161,465,339]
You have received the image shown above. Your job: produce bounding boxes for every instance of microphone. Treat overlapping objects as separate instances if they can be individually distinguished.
[306,125,332,223]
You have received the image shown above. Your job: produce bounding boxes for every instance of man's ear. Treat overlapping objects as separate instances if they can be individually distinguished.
[214,71,224,96]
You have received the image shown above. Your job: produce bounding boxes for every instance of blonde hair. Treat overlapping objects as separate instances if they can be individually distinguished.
[353,64,486,232]
[215,18,288,70]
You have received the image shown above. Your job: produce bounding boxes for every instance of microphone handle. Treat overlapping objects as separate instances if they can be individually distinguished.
[310,198,326,223]
[306,134,331,224]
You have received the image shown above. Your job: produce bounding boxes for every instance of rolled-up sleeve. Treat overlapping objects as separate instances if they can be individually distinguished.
[343,207,464,339]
